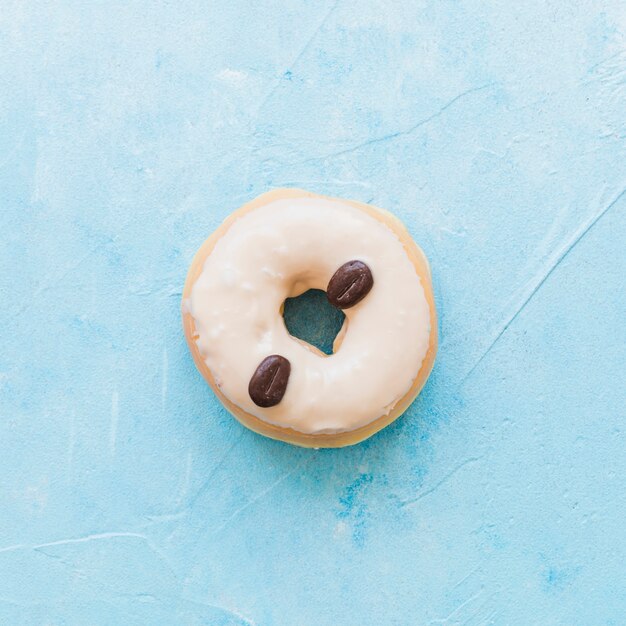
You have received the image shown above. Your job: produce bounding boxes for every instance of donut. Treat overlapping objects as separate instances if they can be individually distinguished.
[182,189,437,448]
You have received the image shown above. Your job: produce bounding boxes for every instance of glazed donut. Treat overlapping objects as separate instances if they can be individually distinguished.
[182,189,437,448]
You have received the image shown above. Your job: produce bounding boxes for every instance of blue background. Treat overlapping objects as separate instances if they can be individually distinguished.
[1,1,625,624]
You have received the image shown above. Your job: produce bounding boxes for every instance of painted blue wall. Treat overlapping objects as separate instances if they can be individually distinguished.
[1,1,625,624]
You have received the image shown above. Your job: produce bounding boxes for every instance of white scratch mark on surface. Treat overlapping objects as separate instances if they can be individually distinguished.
[460,594,498,626]
[0,532,145,557]
[110,391,119,457]
[585,49,626,76]
[430,589,486,625]
[211,457,312,536]
[161,347,168,414]
[452,565,482,590]
[282,0,339,74]
[243,0,340,188]
[298,83,496,164]
[181,596,257,626]
[18,531,180,583]
[462,184,626,383]
[401,457,483,508]
[481,608,500,625]
[216,68,248,84]
[185,430,245,510]
[89,271,96,315]
[252,0,339,118]
[176,451,193,505]
[11,213,136,318]
[34,531,147,550]
[448,590,485,622]
[12,238,112,317]
[520,201,570,279]
[0,544,26,555]
[67,407,76,482]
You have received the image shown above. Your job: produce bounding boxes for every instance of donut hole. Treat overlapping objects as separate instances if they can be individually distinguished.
[282,289,346,356]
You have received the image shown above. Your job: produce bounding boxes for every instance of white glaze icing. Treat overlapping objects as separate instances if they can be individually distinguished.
[189,197,431,434]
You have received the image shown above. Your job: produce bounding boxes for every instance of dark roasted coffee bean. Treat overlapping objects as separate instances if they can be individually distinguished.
[248,355,291,407]
[327,260,374,309]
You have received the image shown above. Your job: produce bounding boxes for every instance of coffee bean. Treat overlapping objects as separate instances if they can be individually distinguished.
[327,260,374,309]
[248,355,291,407]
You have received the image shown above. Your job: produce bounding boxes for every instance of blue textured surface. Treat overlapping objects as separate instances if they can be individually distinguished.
[1,1,625,624]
